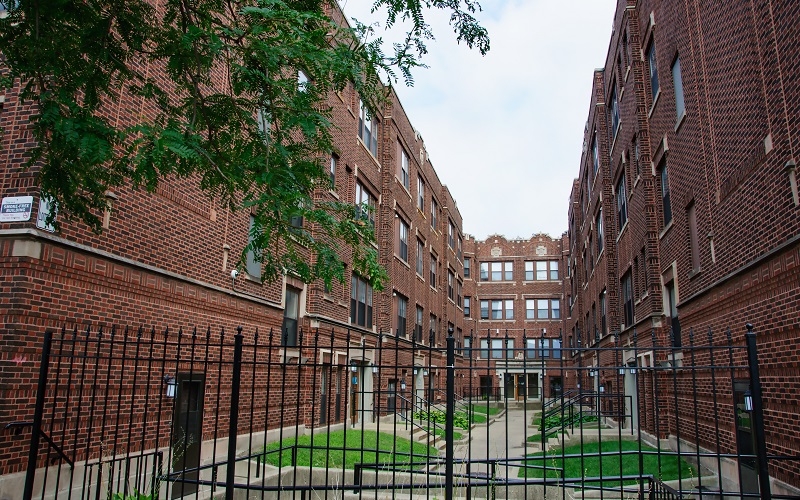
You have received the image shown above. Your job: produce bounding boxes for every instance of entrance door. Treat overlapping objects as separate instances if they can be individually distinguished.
[528,374,539,400]
[623,365,637,429]
[516,375,526,401]
[734,381,759,495]
[350,367,360,425]
[387,380,397,413]
[504,374,514,399]
[320,365,329,424]
[335,366,342,422]
[172,374,204,499]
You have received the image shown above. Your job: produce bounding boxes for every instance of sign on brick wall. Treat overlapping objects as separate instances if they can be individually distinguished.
[0,195,33,222]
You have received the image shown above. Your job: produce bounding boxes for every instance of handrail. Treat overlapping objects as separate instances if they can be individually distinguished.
[395,393,446,439]
[5,421,73,468]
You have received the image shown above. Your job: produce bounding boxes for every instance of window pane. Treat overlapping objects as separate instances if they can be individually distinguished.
[491,339,503,359]
[491,262,502,281]
[537,299,549,319]
[648,42,660,100]
[480,262,489,281]
[505,299,514,320]
[672,57,685,118]
[491,300,502,320]
[526,299,535,320]
[525,261,534,281]
[480,300,489,319]
[504,262,513,281]
[550,261,559,280]
[536,261,547,280]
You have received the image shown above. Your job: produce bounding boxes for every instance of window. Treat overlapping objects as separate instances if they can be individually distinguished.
[479,262,489,281]
[688,202,700,271]
[482,299,514,320]
[552,339,562,359]
[396,293,408,338]
[599,290,607,337]
[660,160,672,226]
[672,56,685,119]
[616,173,628,229]
[596,208,604,255]
[550,261,559,280]
[526,338,537,359]
[448,221,455,249]
[457,279,463,307]
[524,298,560,320]
[430,253,437,287]
[610,86,620,137]
[350,274,373,328]
[359,100,378,156]
[397,217,409,261]
[457,236,463,260]
[540,339,551,358]
[416,239,425,275]
[464,257,471,278]
[633,135,641,177]
[355,182,375,229]
[536,261,547,280]
[487,261,513,281]
[621,271,633,328]
[665,280,681,347]
[282,287,301,346]
[491,339,504,359]
[430,314,437,343]
[448,270,455,301]
[591,303,598,342]
[415,305,424,342]
[506,339,514,359]
[246,215,261,279]
[289,207,303,230]
[480,339,489,359]
[398,146,410,189]
[623,30,630,68]
[647,41,660,101]
[417,177,425,210]
[537,299,549,319]
[641,247,649,299]
[431,198,438,229]
[329,155,337,187]
[525,299,535,320]
[464,337,472,357]
[464,297,471,317]
[592,132,600,181]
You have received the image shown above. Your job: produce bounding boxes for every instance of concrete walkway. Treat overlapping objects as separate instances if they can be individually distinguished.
[453,405,539,480]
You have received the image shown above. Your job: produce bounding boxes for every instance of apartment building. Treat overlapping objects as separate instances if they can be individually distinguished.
[461,234,568,401]
[565,0,800,490]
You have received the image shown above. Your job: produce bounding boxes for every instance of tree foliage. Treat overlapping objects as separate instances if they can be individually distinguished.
[0,0,489,288]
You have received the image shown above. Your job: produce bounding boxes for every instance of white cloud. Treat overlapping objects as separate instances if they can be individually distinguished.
[341,0,617,240]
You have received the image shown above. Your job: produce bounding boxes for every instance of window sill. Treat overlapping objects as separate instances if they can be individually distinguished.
[688,266,702,279]
[648,89,661,118]
[395,255,411,269]
[245,273,263,285]
[328,189,339,200]
[616,221,628,242]
[659,220,673,240]
[631,174,641,195]
[430,284,438,293]
[357,139,381,168]
[624,65,631,83]
[396,178,412,200]
[416,272,425,283]
[610,126,621,155]
[674,110,687,133]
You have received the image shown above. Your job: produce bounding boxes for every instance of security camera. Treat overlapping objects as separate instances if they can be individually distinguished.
[231,269,239,280]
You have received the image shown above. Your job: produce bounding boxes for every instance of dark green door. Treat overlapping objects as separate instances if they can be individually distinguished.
[172,374,204,498]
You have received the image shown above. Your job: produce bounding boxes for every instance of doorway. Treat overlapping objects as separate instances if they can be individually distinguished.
[171,374,204,499]
[387,380,397,413]
[734,380,759,495]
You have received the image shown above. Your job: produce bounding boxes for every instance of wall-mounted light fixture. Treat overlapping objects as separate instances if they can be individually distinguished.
[413,368,418,375]
[619,368,625,375]
[350,361,359,373]
[163,375,177,398]
[372,363,378,374]
[423,370,429,376]
[400,379,406,391]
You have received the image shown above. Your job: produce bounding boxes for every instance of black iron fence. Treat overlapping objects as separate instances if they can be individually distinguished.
[11,323,800,499]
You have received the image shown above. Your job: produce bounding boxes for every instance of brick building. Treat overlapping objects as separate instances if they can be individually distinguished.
[0,3,476,486]
[461,233,568,402]
[564,0,800,492]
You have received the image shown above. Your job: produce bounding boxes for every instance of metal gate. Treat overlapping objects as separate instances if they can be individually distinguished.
[12,323,800,499]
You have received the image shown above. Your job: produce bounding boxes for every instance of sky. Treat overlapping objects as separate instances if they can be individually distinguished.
[339,0,618,241]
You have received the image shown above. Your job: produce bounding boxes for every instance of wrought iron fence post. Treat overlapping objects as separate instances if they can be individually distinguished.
[225,327,244,500]
[445,332,455,500]
[745,323,771,500]
[23,330,53,500]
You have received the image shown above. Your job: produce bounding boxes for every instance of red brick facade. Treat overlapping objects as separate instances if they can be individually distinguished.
[564,0,800,489]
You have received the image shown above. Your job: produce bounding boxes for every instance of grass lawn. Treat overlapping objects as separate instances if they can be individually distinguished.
[518,440,695,486]
[425,426,464,441]
[470,404,502,416]
[262,430,437,469]
[412,409,486,428]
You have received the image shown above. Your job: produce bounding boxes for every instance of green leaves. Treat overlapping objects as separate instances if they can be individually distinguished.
[0,0,488,289]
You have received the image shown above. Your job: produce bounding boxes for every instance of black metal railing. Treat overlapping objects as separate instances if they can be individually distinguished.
[14,323,800,499]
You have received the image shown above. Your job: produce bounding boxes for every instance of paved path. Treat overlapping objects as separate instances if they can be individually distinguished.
[452,406,539,480]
